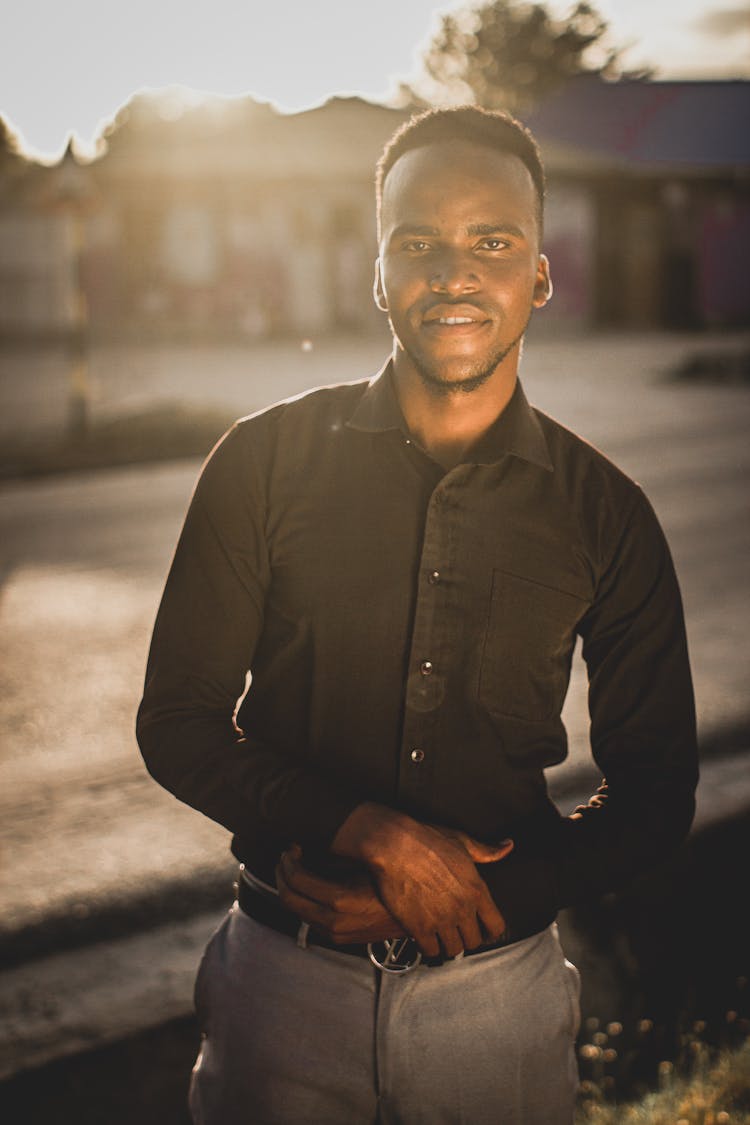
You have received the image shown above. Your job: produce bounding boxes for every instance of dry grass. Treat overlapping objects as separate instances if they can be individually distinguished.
[577,1025,750,1123]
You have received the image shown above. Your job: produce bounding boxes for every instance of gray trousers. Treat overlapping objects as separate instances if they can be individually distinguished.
[189,904,580,1125]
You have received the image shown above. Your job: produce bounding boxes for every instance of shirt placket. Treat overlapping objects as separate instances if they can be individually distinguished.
[397,471,464,807]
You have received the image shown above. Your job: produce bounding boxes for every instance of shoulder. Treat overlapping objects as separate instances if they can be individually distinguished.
[235,379,372,439]
[533,406,646,513]
[198,378,372,477]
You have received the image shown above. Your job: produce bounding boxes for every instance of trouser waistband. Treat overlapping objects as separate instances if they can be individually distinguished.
[235,866,534,969]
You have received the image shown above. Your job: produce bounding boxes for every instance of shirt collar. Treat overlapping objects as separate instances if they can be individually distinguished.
[346,360,405,434]
[347,360,553,472]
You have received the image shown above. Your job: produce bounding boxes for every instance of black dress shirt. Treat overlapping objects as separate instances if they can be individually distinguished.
[137,364,698,940]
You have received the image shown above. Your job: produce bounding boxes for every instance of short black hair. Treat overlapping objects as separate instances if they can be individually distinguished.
[376,105,545,237]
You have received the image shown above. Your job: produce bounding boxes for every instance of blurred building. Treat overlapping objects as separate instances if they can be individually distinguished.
[0,79,748,340]
[0,139,87,334]
[525,77,750,331]
[82,95,406,340]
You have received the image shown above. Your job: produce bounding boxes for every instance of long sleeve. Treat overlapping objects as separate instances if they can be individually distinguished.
[136,422,362,848]
[480,490,698,935]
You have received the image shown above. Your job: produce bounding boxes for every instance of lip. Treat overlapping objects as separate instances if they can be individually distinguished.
[421,304,491,332]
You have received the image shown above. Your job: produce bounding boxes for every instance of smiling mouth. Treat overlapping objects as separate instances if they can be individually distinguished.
[422,315,490,331]
[422,306,490,329]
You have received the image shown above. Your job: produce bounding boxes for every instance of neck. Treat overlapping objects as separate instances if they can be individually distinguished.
[392,349,519,470]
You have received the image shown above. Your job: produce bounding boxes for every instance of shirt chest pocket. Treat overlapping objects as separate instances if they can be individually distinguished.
[479,568,590,722]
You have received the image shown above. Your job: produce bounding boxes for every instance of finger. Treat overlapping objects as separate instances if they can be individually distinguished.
[282,892,326,929]
[460,836,514,864]
[278,860,408,943]
[282,852,376,906]
[330,920,408,945]
[276,859,339,918]
[457,913,484,952]
[414,929,441,959]
[287,899,405,946]
[477,894,507,943]
[277,877,338,930]
[438,926,465,960]
[324,902,407,944]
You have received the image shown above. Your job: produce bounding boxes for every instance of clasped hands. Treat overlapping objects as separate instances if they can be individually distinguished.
[275,801,513,959]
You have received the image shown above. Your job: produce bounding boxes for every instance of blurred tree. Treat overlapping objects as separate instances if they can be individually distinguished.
[0,115,27,172]
[0,116,30,207]
[398,0,648,113]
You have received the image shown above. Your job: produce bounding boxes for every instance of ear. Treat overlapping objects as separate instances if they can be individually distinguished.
[532,254,553,308]
[373,259,388,313]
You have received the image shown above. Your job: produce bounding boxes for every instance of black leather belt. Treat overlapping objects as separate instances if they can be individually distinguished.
[235,869,520,969]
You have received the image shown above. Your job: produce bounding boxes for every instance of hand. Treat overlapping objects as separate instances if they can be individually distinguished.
[331,803,514,959]
[276,844,405,945]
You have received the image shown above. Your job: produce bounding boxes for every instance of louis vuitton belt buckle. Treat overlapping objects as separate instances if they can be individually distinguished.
[367,936,422,973]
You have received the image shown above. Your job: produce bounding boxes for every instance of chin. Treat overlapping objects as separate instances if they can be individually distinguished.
[409,345,513,394]
[418,365,496,396]
[397,325,526,391]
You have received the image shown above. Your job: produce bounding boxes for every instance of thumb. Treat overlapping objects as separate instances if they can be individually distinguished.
[460,835,514,864]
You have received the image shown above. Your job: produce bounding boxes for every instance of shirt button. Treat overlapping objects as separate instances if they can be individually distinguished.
[428,570,441,585]
[420,661,434,676]
[410,748,425,764]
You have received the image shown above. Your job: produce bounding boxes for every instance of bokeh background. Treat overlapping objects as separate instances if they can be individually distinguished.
[1,2,749,1121]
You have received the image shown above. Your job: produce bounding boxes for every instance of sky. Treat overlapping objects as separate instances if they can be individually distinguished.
[3,0,749,161]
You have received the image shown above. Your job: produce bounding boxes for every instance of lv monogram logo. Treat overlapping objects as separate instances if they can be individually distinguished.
[367,937,423,973]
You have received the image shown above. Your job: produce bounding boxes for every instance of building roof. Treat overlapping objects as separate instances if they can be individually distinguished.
[526,77,750,173]
[95,93,407,183]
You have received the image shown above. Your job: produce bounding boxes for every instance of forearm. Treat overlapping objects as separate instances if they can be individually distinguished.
[479,766,697,937]
[136,696,362,847]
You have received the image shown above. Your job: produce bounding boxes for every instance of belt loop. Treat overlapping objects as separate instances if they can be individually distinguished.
[296,921,310,950]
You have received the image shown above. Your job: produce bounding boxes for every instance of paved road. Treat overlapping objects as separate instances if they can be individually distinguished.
[1,330,749,947]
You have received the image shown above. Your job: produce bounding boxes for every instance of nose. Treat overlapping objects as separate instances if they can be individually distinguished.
[428,248,479,295]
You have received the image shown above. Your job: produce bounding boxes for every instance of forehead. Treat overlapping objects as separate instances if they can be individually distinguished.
[380,140,538,234]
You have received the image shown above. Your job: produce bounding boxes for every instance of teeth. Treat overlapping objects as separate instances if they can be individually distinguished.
[437,316,474,324]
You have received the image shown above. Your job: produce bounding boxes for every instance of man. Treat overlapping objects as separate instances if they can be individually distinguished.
[137,107,697,1124]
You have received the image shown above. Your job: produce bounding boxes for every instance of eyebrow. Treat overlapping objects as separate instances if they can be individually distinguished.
[467,222,525,239]
[388,221,526,241]
[388,224,440,240]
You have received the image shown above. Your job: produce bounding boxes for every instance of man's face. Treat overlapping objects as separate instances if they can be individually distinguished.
[376,140,551,395]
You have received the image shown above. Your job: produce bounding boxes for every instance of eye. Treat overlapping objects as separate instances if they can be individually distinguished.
[402,239,432,253]
[478,237,509,251]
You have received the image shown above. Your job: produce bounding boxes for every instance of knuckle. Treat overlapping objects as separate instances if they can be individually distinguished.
[329,914,351,936]
[419,932,440,957]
